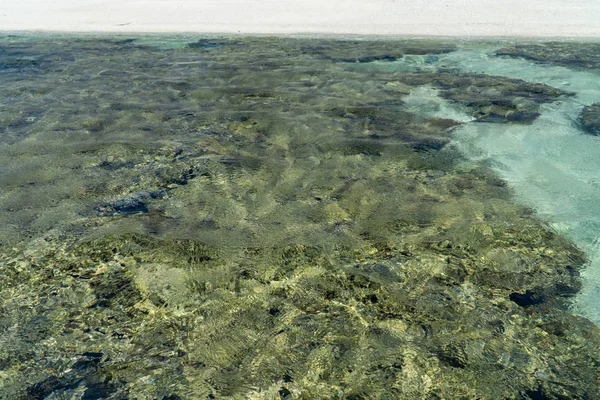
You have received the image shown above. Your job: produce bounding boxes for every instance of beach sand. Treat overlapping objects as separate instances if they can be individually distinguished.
[2,0,600,37]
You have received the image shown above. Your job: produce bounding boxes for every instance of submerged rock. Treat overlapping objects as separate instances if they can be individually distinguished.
[397,72,573,123]
[95,193,150,216]
[496,42,600,70]
[95,191,167,216]
[187,37,457,63]
[580,103,600,135]
[26,352,119,400]
[188,38,242,50]
[509,290,546,307]
[300,39,456,63]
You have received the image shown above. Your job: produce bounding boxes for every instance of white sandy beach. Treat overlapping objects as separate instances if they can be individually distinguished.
[1,0,600,37]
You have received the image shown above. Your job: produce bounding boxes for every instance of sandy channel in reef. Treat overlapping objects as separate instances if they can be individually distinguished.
[2,0,600,37]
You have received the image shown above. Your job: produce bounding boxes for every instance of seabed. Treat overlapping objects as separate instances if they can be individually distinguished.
[0,35,599,399]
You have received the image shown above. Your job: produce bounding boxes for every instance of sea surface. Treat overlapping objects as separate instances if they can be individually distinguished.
[384,43,600,324]
[0,35,599,399]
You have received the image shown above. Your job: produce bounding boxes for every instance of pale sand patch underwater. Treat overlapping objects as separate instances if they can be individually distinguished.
[0,35,599,398]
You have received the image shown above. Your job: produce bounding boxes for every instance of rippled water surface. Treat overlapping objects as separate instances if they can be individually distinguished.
[0,35,599,399]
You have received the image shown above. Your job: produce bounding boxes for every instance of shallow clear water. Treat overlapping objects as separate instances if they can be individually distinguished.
[0,35,599,399]
[363,42,600,323]
[429,44,600,323]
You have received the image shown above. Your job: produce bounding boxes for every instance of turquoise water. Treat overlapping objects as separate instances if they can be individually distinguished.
[416,44,600,324]
[364,42,600,323]
[0,35,599,398]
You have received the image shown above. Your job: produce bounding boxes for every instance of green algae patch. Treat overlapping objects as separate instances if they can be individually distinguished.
[0,35,599,399]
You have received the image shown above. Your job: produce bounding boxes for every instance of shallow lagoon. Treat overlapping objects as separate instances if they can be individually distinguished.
[0,35,599,399]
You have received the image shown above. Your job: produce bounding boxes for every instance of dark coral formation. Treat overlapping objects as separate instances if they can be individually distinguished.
[396,72,572,123]
[496,42,600,70]
[188,37,457,63]
[580,102,600,135]
[0,35,598,399]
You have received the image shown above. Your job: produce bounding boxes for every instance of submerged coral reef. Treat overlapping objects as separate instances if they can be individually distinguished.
[496,42,600,70]
[580,102,600,135]
[0,36,599,399]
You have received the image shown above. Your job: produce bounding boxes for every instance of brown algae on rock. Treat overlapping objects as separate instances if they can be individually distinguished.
[0,35,599,399]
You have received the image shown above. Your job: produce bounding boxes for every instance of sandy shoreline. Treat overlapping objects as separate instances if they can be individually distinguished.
[2,0,600,38]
